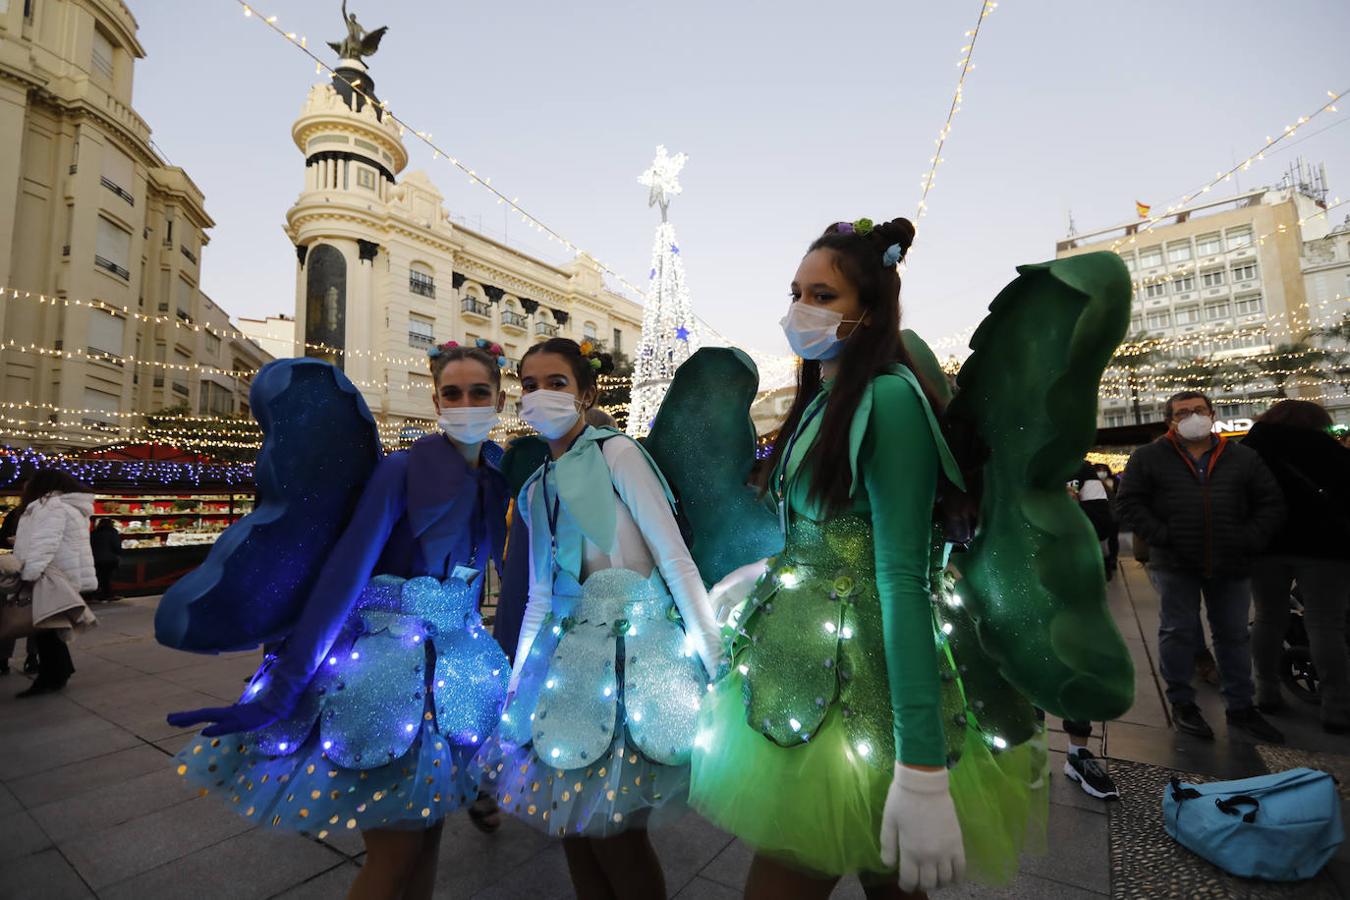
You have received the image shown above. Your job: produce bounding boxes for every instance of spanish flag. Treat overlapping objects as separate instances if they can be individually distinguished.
[1136,200,1152,219]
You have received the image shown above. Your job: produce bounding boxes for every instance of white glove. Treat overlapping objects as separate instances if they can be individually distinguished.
[880,763,965,893]
[708,559,769,626]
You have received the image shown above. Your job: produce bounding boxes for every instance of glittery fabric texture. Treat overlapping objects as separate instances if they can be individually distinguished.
[475,567,705,837]
[177,574,507,831]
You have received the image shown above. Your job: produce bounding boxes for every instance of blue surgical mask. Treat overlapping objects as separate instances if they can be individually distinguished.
[780,302,861,361]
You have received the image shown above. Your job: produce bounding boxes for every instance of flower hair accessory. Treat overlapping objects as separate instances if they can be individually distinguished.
[427,340,461,359]
[882,243,906,267]
[473,338,509,368]
[836,218,875,237]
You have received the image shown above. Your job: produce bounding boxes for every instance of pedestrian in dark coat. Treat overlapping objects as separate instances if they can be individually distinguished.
[1242,400,1350,733]
[1118,391,1286,744]
[89,518,123,602]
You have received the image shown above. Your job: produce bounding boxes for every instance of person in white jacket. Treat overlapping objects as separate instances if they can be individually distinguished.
[11,469,97,697]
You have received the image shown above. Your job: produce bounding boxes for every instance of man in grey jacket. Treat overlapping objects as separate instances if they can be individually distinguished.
[1118,391,1286,743]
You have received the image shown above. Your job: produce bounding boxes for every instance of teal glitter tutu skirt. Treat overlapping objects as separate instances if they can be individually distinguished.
[689,516,1049,881]
[475,567,707,838]
[176,574,509,834]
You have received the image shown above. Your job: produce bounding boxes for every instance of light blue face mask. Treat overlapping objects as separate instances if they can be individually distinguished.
[780,302,861,361]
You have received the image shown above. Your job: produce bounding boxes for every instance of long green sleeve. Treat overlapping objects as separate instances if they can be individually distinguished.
[861,375,945,767]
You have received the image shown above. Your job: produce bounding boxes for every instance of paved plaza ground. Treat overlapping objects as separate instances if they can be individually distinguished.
[3,550,1350,899]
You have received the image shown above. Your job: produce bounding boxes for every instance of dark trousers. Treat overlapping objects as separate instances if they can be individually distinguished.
[1250,555,1350,723]
[95,560,117,600]
[1149,567,1254,710]
[1062,719,1093,739]
[32,630,74,688]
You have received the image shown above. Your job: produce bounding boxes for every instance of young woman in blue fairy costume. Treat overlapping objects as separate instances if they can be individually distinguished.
[170,341,513,900]
[476,337,723,898]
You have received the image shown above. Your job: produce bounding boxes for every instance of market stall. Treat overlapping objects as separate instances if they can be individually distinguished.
[0,444,255,597]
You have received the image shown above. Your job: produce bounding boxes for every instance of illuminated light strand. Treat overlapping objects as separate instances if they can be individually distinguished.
[1109,86,1346,254]
[235,0,645,299]
[915,0,998,221]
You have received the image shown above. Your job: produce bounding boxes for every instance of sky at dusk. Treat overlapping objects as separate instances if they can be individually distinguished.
[130,0,1350,359]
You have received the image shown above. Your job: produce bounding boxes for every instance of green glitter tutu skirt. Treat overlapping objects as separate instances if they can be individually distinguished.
[475,567,707,838]
[689,516,1049,881]
[176,574,509,834]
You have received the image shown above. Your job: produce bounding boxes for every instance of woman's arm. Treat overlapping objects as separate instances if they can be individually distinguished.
[509,481,552,692]
[863,378,945,768]
[18,503,62,583]
[605,438,723,677]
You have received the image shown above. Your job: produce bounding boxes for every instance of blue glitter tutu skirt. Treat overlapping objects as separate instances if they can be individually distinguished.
[176,574,509,834]
[475,567,707,838]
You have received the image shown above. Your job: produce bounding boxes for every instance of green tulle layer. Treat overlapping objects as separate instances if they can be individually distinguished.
[689,672,1048,881]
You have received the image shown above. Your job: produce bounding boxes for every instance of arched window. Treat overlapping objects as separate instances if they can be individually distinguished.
[409,261,435,297]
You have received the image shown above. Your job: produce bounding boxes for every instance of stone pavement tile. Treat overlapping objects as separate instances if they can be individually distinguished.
[0,781,20,816]
[672,876,740,899]
[939,872,1108,898]
[89,688,223,743]
[84,641,203,675]
[272,861,363,899]
[99,827,344,900]
[1047,752,1111,816]
[0,724,143,781]
[650,814,736,895]
[0,704,127,754]
[468,842,573,900]
[7,743,169,808]
[58,794,255,889]
[0,809,54,861]
[29,765,195,842]
[154,732,197,756]
[61,672,195,709]
[434,812,552,896]
[1019,800,1109,894]
[0,848,94,900]
[1104,718,1266,780]
[699,838,751,890]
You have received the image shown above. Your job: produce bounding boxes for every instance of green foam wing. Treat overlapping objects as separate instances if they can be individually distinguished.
[947,252,1135,722]
[643,347,784,587]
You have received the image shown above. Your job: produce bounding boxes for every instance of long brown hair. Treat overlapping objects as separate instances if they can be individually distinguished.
[759,218,945,513]
[20,469,90,506]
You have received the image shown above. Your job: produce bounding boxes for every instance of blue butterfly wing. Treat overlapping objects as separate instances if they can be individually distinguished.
[154,359,382,653]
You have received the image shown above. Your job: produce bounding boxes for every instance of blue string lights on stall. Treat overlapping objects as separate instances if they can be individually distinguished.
[0,446,254,490]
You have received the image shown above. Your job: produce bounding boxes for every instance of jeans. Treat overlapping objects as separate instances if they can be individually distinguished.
[1250,555,1350,724]
[1149,567,1255,710]
[31,630,74,688]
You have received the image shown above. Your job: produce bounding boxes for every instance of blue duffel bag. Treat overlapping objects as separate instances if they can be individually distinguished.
[1164,767,1343,881]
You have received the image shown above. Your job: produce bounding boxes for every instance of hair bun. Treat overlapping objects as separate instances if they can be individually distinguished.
[873,217,916,252]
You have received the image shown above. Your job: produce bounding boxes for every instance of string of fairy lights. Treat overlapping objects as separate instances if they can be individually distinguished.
[915,0,998,221]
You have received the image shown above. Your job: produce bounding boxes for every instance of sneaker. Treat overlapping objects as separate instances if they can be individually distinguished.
[1172,703,1215,739]
[1226,707,1285,744]
[1064,749,1120,800]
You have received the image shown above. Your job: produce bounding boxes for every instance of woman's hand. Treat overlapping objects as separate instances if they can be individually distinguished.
[707,559,768,626]
[879,763,965,892]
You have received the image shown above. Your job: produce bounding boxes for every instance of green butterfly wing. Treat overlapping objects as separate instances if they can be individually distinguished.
[643,347,783,587]
[947,252,1135,722]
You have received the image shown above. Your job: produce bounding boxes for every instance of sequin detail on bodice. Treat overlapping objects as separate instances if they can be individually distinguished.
[243,575,509,769]
[498,567,706,770]
[732,515,966,761]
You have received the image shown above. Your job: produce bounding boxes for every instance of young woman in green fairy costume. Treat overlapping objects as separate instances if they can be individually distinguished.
[689,218,1048,899]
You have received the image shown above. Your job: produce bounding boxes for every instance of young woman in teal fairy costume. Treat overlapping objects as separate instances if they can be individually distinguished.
[690,217,1138,899]
[163,342,515,900]
[475,337,723,898]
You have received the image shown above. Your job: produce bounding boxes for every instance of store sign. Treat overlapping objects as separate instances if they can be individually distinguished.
[1215,418,1254,434]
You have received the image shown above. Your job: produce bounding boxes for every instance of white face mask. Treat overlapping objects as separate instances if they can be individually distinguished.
[438,406,499,445]
[1095,471,1109,481]
[521,389,582,439]
[1176,414,1214,441]
[780,302,861,361]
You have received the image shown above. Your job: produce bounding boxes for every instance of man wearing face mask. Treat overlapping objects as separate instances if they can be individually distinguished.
[1117,391,1286,744]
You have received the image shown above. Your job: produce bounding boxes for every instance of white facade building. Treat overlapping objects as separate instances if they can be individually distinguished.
[284,63,644,430]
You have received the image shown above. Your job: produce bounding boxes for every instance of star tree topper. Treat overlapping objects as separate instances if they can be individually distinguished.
[638,145,687,222]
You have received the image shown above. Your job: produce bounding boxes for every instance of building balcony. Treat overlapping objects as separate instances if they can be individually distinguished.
[100,176,134,207]
[501,311,528,333]
[180,245,197,265]
[410,273,436,298]
[462,298,492,321]
[94,255,130,280]
[535,322,558,338]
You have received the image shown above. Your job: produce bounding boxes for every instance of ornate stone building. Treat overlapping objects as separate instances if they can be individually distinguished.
[284,60,645,429]
[0,0,267,448]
